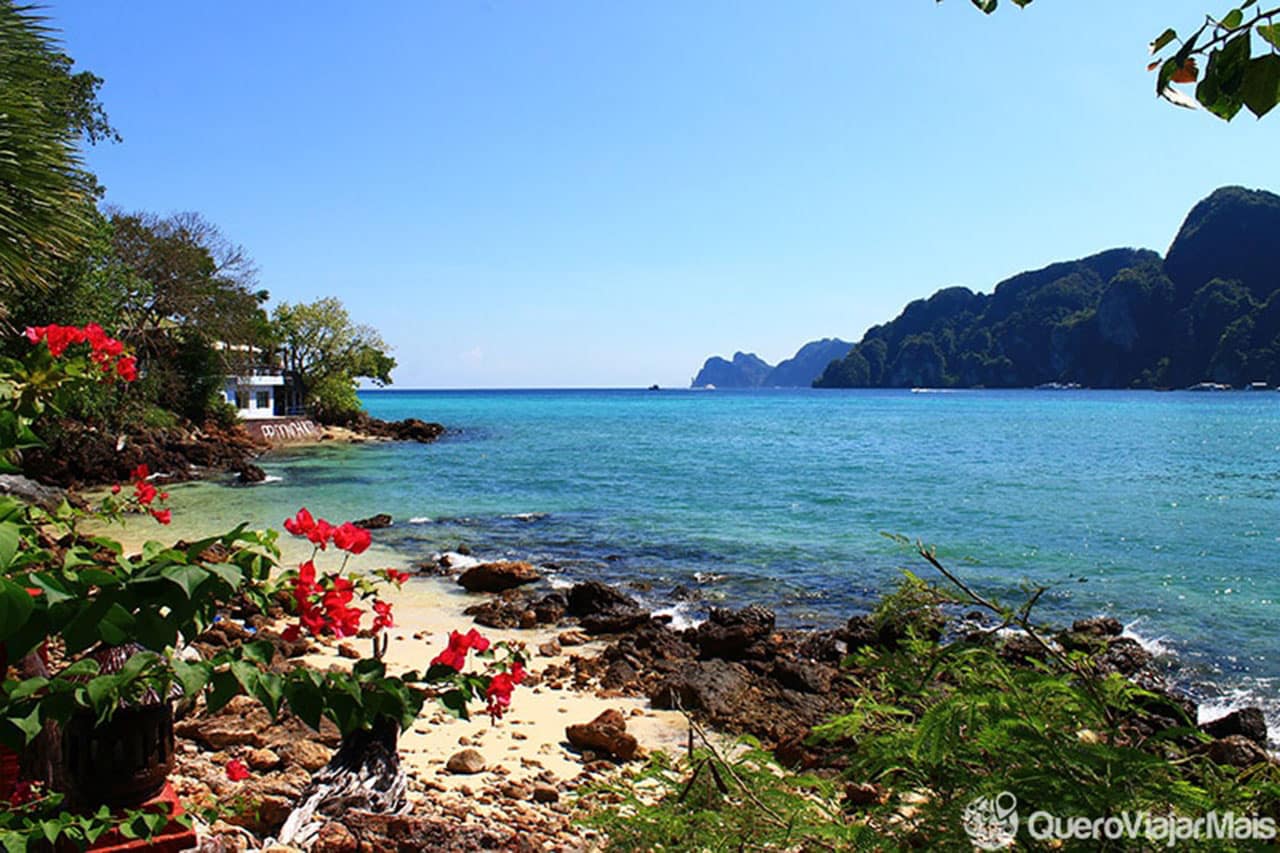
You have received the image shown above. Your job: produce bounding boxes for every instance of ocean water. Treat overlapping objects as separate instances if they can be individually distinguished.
[158,388,1279,732]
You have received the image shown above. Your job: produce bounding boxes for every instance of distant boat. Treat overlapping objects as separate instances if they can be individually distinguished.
[1246,381,1269,391]
[1034,382,1083,390]
[1186,382,1231,391]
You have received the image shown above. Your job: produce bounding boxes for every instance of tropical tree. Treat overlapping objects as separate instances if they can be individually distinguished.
[952,0,1280,120]
[271,298,396,421]
[0,2,115,310]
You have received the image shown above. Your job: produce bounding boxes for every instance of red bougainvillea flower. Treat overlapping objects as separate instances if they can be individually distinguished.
[332,522,372,555]
[283,507,316,537]
[281,624,302,643]
[307,518,335,549]
[383,569,410,585]
[485,662,526,720]
[372,600,394,632]
[463,628,490,653]
[110,483,121,494]
[151,508,172,525]
[430,629,490,671]
[115,355,138,382]
[225,759,251,782]
[132,464,150,481]
[25,323,136,382]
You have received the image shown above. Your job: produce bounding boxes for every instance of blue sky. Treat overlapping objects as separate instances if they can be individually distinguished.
[51,1,1278,388]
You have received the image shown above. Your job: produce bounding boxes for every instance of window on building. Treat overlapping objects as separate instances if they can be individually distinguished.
[235,390,248,409]
[256,390,271,410]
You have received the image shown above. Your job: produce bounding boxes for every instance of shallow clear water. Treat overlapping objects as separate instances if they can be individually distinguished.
[158,388,1280,729]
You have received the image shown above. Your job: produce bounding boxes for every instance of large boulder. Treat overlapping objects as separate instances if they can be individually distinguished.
[567,581,638,616]
[456,561,540,593]
[1201,707,1269,748]
[565,708,638,760]
[579,608,650,635]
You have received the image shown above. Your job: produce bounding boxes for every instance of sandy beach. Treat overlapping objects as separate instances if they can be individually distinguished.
[101,516,689,834]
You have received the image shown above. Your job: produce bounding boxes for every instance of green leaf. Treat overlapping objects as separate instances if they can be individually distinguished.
[1222,8,1244,30]
[97,603,137,646]
[1150,28,1178,54]
[284,678,324,730]
[253,671,285,718]
[0,578,35,643]
[161,564,211,599]
[0,522,19,571]
[230,660,260,694]
[240,639,276,666]
[1260,23,1280,50]
[206,669,241,714]
[172,659,211,698]
[1241,54,1280,117]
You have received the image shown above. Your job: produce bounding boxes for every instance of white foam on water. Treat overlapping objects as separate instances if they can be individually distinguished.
[506,512,549,522]
[1122,618,1176,658]
[693,572,726,584]
[436,551,480,570]
[547,576,574,590]
[408,516,432,524]
[260,475,283,484]
[653,603,704,631]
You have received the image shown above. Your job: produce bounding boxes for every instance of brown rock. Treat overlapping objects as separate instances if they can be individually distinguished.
[844,782,887,807]
[1205,735,1271,768]
[457,561,541,593]
[1200,707,1268,747]
[532,783,560,803]
[538,639,561,657]
[279,739,333,772]
[446,748,486,774]
[311,821,359,853]
[175,696,271,749]
[565,708,638,761]
[353,513,393,529]
[246,747,280,770]
[558,630,588,647]
[338,642,362,660]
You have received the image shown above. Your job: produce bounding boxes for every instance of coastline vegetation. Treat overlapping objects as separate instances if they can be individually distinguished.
[585,545,1280,851]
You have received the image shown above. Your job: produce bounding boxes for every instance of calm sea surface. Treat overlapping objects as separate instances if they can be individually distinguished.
[163,388,1280,732]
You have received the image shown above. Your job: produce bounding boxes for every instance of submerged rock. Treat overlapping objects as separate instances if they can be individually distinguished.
[353,513,392,529]
[236,463,267,484]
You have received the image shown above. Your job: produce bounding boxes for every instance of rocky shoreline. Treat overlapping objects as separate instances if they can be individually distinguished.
[138,519,1278,851]
[427,554,1274,766]
[19,414,447,491]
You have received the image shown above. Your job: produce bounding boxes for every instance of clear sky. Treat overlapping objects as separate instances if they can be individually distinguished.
[49,1,1278,388]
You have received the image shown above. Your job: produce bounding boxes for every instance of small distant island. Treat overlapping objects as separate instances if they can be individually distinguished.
[690,338,852,388]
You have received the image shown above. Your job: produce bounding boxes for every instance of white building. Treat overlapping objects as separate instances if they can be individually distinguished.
[223,371,285,420]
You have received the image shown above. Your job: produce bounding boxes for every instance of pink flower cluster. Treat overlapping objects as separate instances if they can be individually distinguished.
[24,323,137,382]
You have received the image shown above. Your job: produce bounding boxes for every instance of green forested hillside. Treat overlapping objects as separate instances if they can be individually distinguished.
[815,186,1280,389]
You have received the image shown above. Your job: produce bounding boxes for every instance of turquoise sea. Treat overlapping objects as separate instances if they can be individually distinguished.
[165,388,1280,734]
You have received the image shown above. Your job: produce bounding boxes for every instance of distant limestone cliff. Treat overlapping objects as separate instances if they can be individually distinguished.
[691,339,852,388]
[813,186,1280,389]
